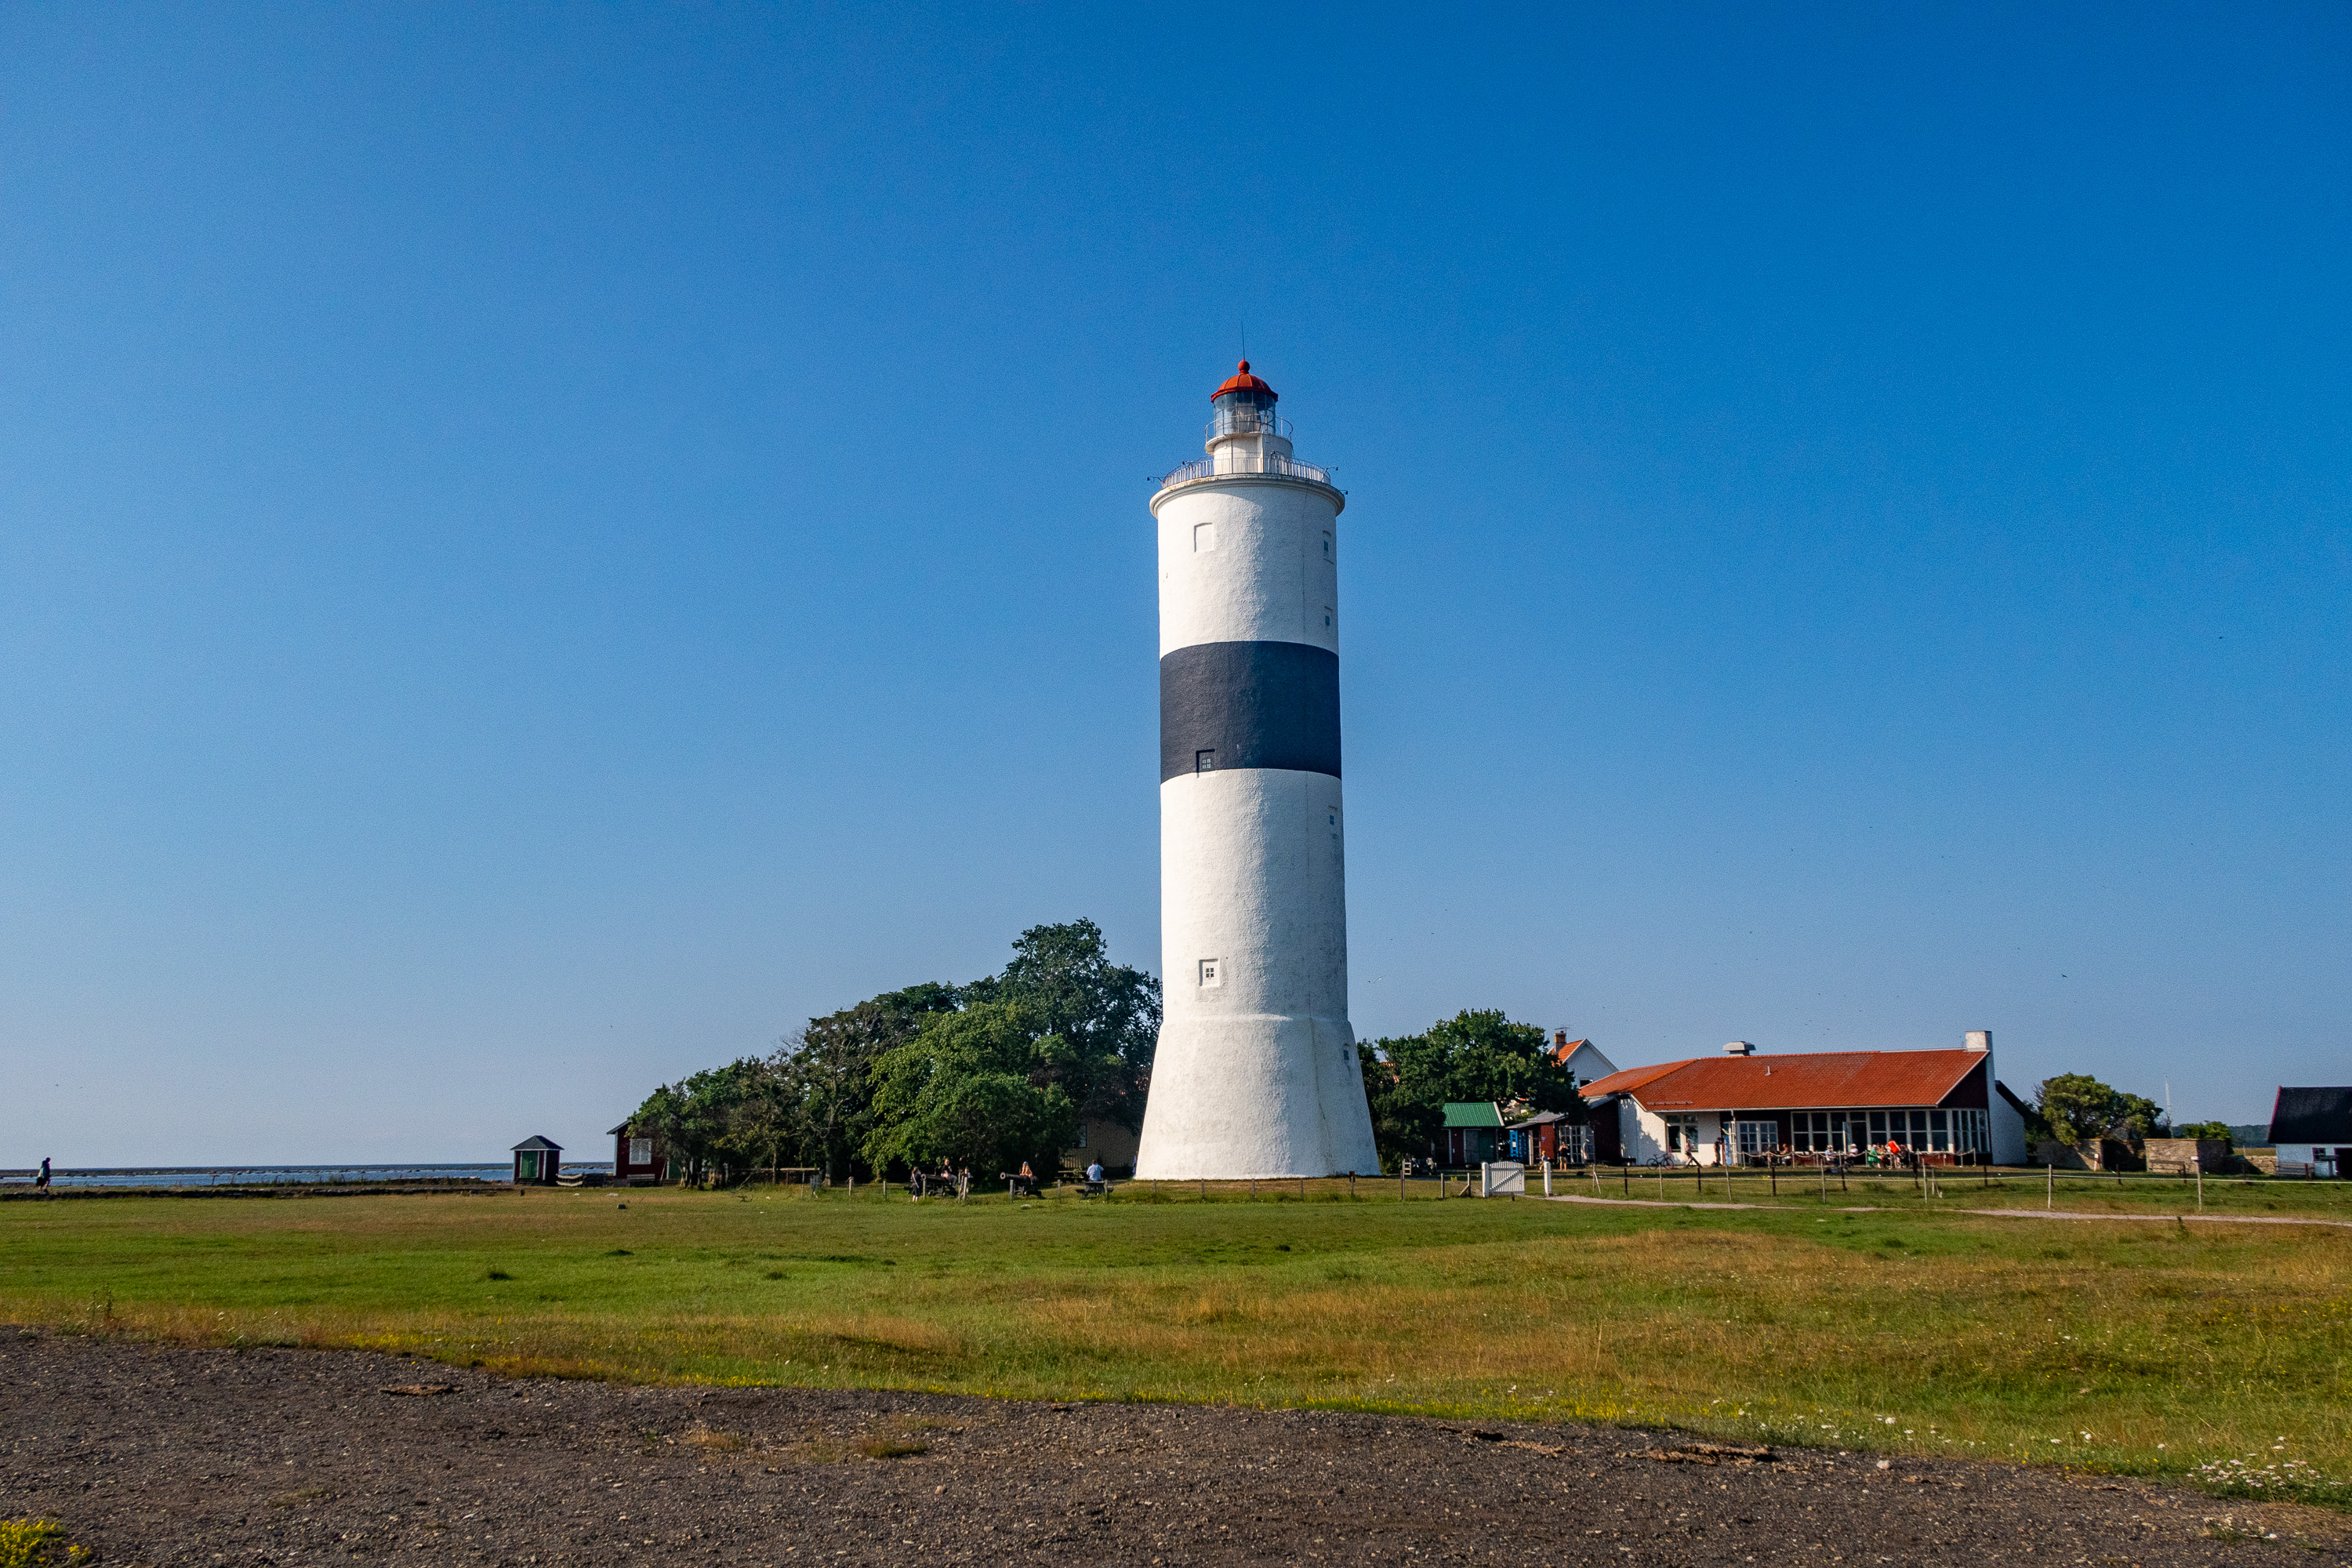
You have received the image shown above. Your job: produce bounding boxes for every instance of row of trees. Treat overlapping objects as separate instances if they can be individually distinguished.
[626,920,1160,1185]
[630,920,1584,1183]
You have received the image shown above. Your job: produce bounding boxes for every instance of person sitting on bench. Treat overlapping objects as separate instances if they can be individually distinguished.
[1083,1159,1108,1196]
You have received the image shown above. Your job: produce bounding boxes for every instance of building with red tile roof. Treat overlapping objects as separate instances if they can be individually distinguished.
[1548,1031,1620,1086]
[1581,1032,2030,1166]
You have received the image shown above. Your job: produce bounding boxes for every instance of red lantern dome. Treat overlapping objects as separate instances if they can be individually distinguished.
[1210,360,1277,404]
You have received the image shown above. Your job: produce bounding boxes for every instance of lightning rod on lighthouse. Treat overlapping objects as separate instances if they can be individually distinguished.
[1133,362,1382,1180]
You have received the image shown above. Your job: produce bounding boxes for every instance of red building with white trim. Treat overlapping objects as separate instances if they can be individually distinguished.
[609,1121,667,1185]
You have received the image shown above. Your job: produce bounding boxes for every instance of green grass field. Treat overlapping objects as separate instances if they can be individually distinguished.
[4,1179,2347,1505]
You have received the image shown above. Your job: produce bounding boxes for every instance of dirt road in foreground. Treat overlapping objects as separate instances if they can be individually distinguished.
[2,1329,2342,1566]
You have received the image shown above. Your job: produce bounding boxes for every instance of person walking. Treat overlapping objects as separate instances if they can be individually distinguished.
[35,1157,51,1192]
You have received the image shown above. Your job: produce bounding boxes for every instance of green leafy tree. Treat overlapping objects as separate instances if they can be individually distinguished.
[862,999,1079,1178]
[627,918,1149,1186]
[1357,1009,1583,1172]
[626,1058,786,1185]
[2034,1074,2112,1144]
[1356,1043,1439,1174]
[2172,1120,2233,1144]
[2115,1092,2166,1139]
[772,982,960,1183]
[2034,1074,2165,1145]
[967,919,1160,1133]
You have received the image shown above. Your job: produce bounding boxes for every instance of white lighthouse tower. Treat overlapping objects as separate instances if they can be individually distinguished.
[1133,362,1381,1180]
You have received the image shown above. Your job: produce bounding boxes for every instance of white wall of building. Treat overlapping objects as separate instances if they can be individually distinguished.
[1617,1100,1725,1165]
[1990,1082,2030,1165]
[1562,1040,1618,1085]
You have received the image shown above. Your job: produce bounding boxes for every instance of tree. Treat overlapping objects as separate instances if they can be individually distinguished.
[970,919,1160,1133]
[2114,1092,2165,1140]
[624,917,1151,1186]
[1357,1009,1583,1172]
[2034,1074,2164,1145]
[626,1057,786,1186]
[2172,1120,2233,1145]
[862,999,1079,1178]
[772,982,960,1183]
[2035,1074,2111,1145]
[1356,1042,1440,1174]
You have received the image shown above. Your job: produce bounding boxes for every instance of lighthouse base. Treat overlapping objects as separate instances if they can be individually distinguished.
[1133,1012,1381,1179]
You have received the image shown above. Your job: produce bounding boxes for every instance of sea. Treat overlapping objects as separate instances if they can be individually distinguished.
[0,1163,596,1189]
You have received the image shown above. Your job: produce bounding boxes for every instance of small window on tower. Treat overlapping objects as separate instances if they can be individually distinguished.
[1194,521,1218,552]
[1323,607,1333,628]
[1199,959,1222,987]
[1323,534,1332,558]
[1196,750,1215,773]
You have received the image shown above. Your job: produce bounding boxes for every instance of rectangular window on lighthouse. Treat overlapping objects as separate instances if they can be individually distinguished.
[1196,750,1215,774]
[1193,521,1218,552]
[1198,959,1222,987]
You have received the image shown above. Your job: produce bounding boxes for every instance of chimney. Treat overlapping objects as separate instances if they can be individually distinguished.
[1722,1040,1755,1057]
[1555,1030,1568,1048]
[1964,1029,1991,1054]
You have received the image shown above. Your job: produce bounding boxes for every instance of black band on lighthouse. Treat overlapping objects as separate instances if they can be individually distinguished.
[1160,640,1341,783]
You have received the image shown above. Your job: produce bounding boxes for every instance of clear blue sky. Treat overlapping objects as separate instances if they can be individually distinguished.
[3,3,2343,1164]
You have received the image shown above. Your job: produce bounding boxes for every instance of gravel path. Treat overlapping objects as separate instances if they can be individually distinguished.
[2,1328,2343,1566]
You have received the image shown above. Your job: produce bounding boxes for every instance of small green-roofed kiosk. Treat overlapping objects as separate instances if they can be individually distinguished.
[1442,1102,1504,1167]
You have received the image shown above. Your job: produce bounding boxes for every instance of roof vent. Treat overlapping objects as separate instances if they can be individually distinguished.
[1722,1040,1755,1056]
[1965,1029,1992,1053]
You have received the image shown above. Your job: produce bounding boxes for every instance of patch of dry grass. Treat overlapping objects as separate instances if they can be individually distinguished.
[2,1185,2347,1501]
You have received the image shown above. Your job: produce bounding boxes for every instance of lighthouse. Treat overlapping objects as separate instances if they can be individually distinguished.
[1133,362,1382,1180]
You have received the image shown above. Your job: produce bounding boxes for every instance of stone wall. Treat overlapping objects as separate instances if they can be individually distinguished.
[2142,1138,2230,1174]
[2033,1138,2144,1171]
